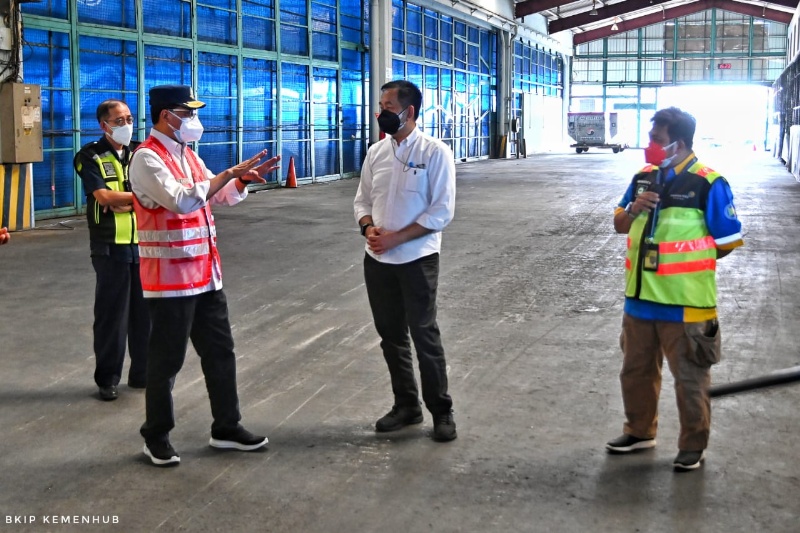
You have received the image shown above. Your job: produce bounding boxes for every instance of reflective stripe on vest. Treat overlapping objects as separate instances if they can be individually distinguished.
[133,137,218,292]
[624,164,720,308]
[85,149,137,245]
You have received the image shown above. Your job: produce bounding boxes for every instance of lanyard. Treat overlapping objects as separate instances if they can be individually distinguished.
[645,168,663,242]
[645,156,697,242]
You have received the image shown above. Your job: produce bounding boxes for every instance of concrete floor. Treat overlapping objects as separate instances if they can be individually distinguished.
[1,147,798,532]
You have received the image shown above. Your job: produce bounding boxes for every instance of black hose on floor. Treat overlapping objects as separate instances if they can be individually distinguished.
[709,366,800,398]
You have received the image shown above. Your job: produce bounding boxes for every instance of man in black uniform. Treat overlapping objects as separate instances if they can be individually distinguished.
[74,99,149,401]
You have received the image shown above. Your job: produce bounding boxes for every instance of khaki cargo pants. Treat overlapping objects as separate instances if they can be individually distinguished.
[619,313,721,452]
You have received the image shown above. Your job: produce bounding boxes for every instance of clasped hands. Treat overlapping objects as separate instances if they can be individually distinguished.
[366,226,401,255]
[104,204,133,214]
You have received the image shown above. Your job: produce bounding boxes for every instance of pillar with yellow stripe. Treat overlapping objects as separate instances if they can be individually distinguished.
[0,163,34,231]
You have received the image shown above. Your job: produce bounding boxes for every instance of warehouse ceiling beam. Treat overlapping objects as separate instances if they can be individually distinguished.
[757,0,800,8]
[516,0,578,18]
[549,0,673,33]
[516,0,799,21]
[573,0,794,45]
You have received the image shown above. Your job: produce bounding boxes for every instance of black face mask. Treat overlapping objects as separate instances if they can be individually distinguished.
[377,107,408,135]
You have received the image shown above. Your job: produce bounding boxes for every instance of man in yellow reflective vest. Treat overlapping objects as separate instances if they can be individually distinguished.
[74,100,149,402]
[607,107,743,471]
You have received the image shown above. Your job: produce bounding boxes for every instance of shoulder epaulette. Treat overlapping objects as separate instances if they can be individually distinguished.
[688,162,721,180]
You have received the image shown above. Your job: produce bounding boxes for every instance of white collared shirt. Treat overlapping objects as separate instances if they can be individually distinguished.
[354,127,456,264]
[129,129,247,298]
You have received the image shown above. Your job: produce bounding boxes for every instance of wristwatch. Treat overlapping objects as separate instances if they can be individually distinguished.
[624,202,637,218]
[360,222,373,236]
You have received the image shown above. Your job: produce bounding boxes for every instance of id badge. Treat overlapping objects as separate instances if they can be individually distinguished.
[643,243,660,271]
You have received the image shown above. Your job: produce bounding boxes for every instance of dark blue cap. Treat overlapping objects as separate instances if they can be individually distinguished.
[149,85,206,110]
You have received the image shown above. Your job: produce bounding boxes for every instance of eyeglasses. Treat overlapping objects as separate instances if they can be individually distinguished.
[106,116,134,127]
[169,109,197,119]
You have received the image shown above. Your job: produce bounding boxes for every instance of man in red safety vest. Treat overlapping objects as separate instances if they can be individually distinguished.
[129,85,280,467]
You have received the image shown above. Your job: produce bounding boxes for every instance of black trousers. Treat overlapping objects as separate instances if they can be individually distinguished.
[363,253,452,415]
[139,289,241,442]
[91,256,149,387]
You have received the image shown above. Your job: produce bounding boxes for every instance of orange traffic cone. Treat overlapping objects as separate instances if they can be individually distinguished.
[284,156,297,188]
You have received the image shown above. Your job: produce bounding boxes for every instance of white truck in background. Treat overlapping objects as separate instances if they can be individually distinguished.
[567,112,627,154]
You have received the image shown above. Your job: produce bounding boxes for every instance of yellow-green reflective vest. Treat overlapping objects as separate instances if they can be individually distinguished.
[625,162,719,308]
[79,147,137,245]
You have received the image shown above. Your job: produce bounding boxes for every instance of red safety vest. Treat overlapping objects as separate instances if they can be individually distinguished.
[132,137,219,292]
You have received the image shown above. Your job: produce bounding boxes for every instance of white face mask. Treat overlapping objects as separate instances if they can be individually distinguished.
[106,123,133,147]
[168,111,204,144]
[659,141,679,168]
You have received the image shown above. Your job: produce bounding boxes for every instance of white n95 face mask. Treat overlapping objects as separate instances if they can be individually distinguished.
[659,141,679,168]
[107,123,133,146]
[169,112,204,144]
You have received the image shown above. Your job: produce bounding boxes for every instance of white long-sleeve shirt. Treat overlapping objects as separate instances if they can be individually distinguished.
[129,128,247,298]
[353,127,456,264]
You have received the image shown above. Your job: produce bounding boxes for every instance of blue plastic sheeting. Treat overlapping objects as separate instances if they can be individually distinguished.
[281,63,310,180]
[342,49,365,174]
[340,0,367,45]
[143,46,193,96]
[23,29,75,211]
[143,0,191,38]
[514,41,564,97]
[313,67,339,176]
[391,1,496,161]
[312,1,337,61]
[243,1,277,51]
[78,37,139,137]
[78,0,136,28]
[242,57,279,181]
[198,4,237,45]
[18,0,66,18]
[197,52,237,172]
[19,0,511,218]
[20,0,371,218]
[281,0,309,56]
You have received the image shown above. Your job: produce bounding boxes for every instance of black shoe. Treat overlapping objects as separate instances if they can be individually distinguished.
[209,426,268,451]
[143,440,180,467]
[375,405,423,432]
[432,411,457,442]
[98,385,118,401]
[673,450,705,471]
[127,379,146,389]
[606,434,656,454]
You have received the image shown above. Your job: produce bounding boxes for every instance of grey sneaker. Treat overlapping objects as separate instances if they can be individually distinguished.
[673,450,705,471]
[606,434,656,454]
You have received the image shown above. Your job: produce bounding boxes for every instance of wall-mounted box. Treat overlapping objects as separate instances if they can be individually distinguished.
[0,82,43,163]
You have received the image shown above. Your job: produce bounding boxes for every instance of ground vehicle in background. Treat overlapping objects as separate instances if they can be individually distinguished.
[568,112,628,153]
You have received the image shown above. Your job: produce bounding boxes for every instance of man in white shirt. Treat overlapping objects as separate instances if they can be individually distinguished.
[354,80,457,442]
[129,85,280,466]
